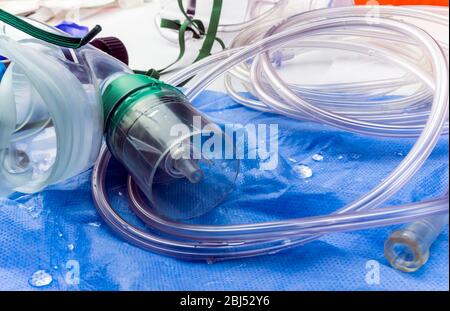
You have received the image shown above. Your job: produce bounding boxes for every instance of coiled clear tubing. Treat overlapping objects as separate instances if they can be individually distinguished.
[92,6,449,261]
[224,5,449,138]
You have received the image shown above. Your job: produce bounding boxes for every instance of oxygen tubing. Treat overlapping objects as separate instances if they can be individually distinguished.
[223,6,449,137]
[92,6,449,261]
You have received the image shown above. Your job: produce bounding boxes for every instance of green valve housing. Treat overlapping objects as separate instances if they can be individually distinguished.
[102,74,239,220]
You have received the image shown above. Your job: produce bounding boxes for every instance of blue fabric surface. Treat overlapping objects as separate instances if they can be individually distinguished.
[0,89,448,291]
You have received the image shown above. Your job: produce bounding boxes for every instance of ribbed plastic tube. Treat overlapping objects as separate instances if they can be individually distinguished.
[92,6,449,261]
[0,36,103,195]
[0,18,112,196]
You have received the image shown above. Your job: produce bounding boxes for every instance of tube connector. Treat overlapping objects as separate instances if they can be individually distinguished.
[385,213,449,272]
[173,158,204,184]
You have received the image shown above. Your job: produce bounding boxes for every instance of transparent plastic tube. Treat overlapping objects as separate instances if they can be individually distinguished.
[172,9,449,214]
[93,145,448,260]
[92,6,449,261]
[222,6,449,137]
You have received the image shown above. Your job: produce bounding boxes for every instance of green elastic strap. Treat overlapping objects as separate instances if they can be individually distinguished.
[158,18,205,73]
[160,18,203,39]
[193,0,223,62]
[0,9,102,49]
[150,0,224,81]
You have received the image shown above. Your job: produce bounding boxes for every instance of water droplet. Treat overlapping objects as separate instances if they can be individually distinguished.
[294,164,313,179]
[57,232,63,238]
[53,265,59,270]
[206,258,216,265]
[396,152,404,157]
[118,191,123,197]
[312,153,324,162]
[67,244,75,251]
[26,205,43,219]
[220,161,227,169]
[351,153,361,160]
[288,157,297,163]
[34,155,55,176]
[338,155,344,160]
[88,221,102,228]
[29,270,53,288]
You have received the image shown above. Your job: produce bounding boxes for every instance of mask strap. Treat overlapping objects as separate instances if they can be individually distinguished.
[0,9,102,49]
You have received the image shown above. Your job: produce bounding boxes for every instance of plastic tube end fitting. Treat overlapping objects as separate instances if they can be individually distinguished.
[384,226,430,273]
[385,214,448,273]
